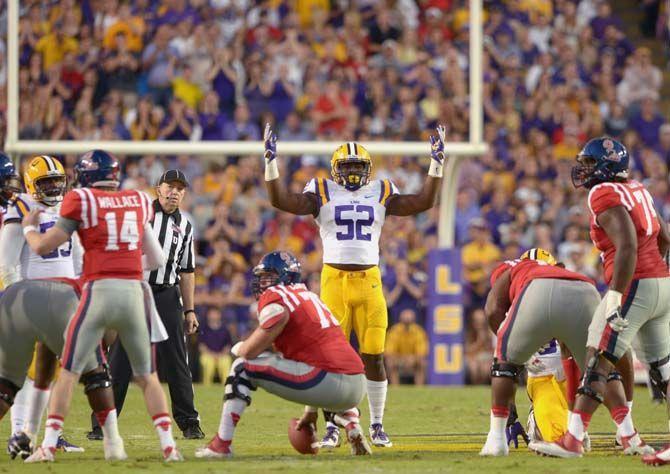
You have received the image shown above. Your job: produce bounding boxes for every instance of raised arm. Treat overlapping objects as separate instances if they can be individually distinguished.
[262,123,319,216]
[385,125,446,217]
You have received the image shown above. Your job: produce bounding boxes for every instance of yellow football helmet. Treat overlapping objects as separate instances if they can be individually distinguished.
[24,155,67,206]
[520,248,557,266]
[331,142,372,190]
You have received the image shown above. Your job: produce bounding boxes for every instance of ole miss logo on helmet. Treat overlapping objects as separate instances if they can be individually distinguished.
[603,139,621,162]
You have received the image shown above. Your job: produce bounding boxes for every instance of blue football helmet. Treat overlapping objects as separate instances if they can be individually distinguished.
[251,251,302,298]
[74,150,121,188]
[0,152,21,207]
[571,137,629,189]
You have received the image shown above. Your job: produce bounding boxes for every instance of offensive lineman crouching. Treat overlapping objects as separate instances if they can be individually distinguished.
[481,248,650,456]
[196,252,370,458]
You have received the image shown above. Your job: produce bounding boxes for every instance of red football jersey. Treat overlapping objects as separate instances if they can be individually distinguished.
[587,180,668,284]
[60,188,154,281]
[490,259,595,304]
[257,283,364,375]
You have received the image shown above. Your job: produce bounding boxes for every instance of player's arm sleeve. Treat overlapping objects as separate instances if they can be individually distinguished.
[379,180,399,207]
[258,302,289,329]
[3,196,30,224]
[142,223,166,271]
[302,178,330,209]
[178,222,195,273]
[0,223,23,287]
[587,184,632,227]
[55,217,79,235]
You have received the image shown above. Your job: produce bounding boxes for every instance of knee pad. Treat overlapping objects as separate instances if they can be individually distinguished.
[577,354,607,404]
[0,377,20,406]
[224,360,256,406]
[490,359,521,381]
[607,371,623,383]
[362,327,386,355]
[648,355,670,399]
[81,365,112,394]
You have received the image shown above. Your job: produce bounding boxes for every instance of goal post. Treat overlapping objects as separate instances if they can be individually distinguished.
[5,0,486,385]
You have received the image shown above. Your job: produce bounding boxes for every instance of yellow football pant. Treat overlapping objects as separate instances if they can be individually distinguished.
[26,345,61,382]
[527,375,568,442]
[200,353,232,386]
[320,264,388,355]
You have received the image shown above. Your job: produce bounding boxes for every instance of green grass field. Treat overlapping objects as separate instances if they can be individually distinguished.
[1,384,669,473]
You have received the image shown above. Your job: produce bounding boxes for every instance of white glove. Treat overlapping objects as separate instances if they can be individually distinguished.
[231,341,244,357]
[604,290,627,332]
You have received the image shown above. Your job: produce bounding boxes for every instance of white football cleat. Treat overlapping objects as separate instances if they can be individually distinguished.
[103,437,128,461]
[319,426,341,449]
[24,446,55,463]
[345,424,372,456]
[369,423,393,447]
[479,432,508,457]
[621,431,655,455]
[529,432,583,458]
[195,435,233,459]
[163,446,184,462]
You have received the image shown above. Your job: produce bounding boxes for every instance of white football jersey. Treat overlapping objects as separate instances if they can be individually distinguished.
[2,193,76,280]
[525,339,565,381]
[303,178,399,265]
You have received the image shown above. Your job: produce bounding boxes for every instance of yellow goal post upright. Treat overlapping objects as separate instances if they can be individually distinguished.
[5,0,487,384]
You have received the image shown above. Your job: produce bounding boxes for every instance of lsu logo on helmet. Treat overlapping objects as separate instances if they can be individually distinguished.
[24,155,67,206]
[331,142,372,191]
[520,248,557,266]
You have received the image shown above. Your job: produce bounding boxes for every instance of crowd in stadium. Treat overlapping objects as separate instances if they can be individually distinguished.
[2,0,669,384]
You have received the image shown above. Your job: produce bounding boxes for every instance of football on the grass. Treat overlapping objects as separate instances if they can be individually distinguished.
[288,418,319,454]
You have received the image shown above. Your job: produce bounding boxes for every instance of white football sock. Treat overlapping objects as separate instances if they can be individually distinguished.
[10,379,32,435]
[218,398,247,442]
[567,412,585,442]
[96,408,121,441]
[152,413,176,451]
[490,412,506,438]
[24,384,50,436]
[366,379,387,425]
[42,415,63,450]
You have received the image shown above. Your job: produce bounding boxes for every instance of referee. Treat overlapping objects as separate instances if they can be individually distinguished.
[88,169,204,439]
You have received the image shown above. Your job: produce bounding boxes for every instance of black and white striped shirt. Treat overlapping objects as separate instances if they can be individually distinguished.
[146,200,195,286]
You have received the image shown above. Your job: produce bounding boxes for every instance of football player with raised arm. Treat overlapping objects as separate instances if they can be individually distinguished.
[262,123,446,448]
[531,138,670,462]
[21,150,181,463]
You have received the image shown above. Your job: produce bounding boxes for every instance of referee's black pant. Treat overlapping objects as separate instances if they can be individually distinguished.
[90,285,199,431]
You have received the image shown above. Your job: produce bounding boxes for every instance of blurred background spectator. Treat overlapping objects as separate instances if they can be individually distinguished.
[4,0,669,384]
[385,308,429,385]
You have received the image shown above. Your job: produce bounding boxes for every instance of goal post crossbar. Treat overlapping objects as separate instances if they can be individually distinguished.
[4,0,486,249]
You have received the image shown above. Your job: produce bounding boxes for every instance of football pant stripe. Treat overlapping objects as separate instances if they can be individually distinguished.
[495,282,531,360]
[62,282,94,371]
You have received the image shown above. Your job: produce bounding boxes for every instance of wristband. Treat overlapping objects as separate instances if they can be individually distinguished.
[265,158,279,181]
[184,309,195,316]
[605,290,623,310]
[428,159,444,178]
[23,225,38,236]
